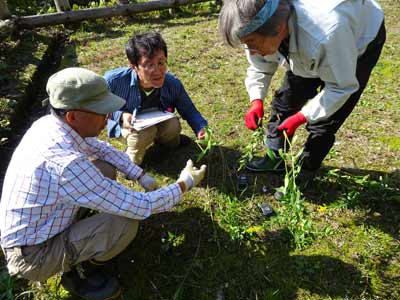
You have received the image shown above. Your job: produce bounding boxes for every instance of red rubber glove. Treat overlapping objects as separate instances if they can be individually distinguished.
[277,112,307,136]
[197,128,206,139]
[245,99,264,130]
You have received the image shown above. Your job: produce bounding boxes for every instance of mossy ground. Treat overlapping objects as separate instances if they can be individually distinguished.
[0,1,399,299]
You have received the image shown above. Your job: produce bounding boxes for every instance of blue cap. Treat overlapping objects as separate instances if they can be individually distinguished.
[237,0,280,38]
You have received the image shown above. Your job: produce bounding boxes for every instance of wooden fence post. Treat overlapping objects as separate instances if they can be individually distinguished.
[54,0,71,12]
[0,0,11,19]
[17,0,211,28]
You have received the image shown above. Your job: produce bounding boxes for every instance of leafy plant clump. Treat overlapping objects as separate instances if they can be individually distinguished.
[273,134,322,249]
[237,126,265,171]
[195,127,221,162]
[235,124,323,249]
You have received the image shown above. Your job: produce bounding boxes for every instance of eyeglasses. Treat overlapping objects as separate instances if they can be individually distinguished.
[138,61,168,72]
[239,44,263,54]
[71,109,111,121]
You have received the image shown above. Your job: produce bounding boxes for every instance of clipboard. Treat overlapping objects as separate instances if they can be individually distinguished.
[131,109,176,131]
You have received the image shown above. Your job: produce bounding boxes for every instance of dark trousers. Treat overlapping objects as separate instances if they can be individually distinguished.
[266,22,386,170]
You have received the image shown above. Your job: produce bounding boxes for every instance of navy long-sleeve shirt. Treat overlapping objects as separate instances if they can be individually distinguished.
[104,67,208,138]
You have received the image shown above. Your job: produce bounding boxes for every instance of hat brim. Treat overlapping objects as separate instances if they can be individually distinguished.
[82,91,126,115]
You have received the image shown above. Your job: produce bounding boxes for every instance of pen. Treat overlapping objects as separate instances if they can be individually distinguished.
[131,108,137,125]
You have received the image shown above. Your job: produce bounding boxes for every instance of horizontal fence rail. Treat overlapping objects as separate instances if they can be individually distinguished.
[15,0,212,28]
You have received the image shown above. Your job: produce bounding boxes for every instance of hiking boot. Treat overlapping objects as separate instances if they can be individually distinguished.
[246,153,284,172]
[61,266,121,300]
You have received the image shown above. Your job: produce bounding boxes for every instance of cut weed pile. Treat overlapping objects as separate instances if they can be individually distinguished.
[0,1,399,299]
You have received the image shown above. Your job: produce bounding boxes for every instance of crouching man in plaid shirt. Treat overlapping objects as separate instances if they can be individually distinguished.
[0,67,206,300]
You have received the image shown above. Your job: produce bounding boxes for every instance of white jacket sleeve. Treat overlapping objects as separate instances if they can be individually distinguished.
[300,24,360,123]
[245,50,280,102]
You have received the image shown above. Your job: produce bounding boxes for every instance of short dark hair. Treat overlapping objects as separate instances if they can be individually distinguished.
[125,32,168,66]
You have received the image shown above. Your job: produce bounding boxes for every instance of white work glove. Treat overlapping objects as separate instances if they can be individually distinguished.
[177,159,206,192]
[139,173,159,192]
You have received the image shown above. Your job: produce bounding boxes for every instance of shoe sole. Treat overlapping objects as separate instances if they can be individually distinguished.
[66,286,122,300]
[245,164,285,173]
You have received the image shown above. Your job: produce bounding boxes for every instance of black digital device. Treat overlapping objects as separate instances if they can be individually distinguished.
[257,202,274,217]
[237,174,249,191]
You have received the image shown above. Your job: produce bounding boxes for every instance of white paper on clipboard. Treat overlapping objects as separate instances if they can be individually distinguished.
[131,109,176,131]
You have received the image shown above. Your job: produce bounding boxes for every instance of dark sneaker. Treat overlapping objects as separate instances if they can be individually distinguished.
[296,168,317,190]
[246,155,284,172]
[61,268,121,300]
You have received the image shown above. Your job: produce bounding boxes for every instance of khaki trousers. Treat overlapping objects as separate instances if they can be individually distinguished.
[3,160,139,282]
[121,117,181,164]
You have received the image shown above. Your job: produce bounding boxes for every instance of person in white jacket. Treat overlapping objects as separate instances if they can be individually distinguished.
[219,0,385,176]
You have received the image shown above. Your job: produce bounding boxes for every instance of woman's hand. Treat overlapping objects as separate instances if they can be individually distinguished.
[121,112,134,130]
[197,128,206,140]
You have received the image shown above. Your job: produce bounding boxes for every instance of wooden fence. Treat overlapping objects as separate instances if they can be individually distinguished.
[0,0,212,31]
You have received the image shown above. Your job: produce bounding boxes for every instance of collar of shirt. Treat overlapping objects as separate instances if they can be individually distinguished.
[287,9,298,54]
[130,69,139,87]
[52,114,90,154]
[141,87,155,96]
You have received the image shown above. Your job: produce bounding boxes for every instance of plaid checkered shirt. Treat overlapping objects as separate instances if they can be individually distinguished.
[0,115,182,248]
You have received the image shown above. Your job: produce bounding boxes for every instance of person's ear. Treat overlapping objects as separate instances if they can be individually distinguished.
[129,62,139,73]
[65,111,78,126]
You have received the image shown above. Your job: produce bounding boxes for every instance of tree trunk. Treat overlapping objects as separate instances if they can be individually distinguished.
[54,0,71,12]
[0,0,10,19]
[18,0,210,28]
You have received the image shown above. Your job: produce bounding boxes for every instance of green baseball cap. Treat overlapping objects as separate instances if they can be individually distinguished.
[46,67,125,114]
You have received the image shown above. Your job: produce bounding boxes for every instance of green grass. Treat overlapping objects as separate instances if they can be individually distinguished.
[0,29,53,143]
[1,0,399,299]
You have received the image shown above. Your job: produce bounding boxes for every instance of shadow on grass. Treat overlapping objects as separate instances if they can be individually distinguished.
[101,207,367,300]
[304,166,400,238]
[0,30,65,193]
[141,140,279,197]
